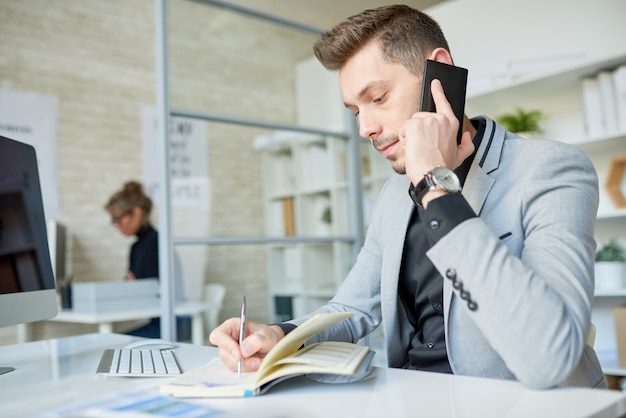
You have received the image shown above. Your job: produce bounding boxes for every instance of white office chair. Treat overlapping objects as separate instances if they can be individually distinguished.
[203,283,226,338]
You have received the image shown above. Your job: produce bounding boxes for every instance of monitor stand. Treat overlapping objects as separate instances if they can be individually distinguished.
[0,367,15,375]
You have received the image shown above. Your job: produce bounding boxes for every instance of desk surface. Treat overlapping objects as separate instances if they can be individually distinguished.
[17,302,210,345]
[52,301,208,323]
[1,334,625,418]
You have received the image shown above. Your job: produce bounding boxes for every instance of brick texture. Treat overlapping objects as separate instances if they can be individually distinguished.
[0,0,316,344]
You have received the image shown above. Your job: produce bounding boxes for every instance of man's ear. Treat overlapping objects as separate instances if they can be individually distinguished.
[428,48,454,65]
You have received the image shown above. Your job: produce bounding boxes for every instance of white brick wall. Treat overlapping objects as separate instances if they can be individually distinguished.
[0,0,316,344]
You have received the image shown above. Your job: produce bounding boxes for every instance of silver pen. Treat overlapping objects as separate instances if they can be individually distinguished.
[237,295,247,377]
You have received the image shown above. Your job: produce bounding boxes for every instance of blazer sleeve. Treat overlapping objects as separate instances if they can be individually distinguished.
[428,140,599,389]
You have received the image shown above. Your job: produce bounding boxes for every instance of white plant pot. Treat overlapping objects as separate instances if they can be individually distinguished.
[595,262,626,290]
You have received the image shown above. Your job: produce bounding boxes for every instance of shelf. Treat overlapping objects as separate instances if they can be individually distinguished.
[298,185,335,196]
[595,289,626,298]
[466,53,626,147]
[260,121,389,320]
[597,349,626,377]
[573,132,626,154]
[467,54,626,103]
[597,210,626,221]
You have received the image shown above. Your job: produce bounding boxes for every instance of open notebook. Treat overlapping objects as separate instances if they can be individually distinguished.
[160,311,375,397]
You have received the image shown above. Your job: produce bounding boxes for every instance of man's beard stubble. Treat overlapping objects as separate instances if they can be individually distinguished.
[371,135,406,175]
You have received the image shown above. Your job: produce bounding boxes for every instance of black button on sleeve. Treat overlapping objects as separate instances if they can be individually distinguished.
[420,193,476,244]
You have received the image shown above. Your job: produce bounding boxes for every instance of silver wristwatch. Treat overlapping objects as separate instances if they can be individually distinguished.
[410,166,462,207]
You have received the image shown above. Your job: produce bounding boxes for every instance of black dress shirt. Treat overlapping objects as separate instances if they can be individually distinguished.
[129,224,159,279]
[398,118,485,372]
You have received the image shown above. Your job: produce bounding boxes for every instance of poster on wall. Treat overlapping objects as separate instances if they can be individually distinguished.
[0,89,59,219]
[141,107,210,209]
[141,107,211,302]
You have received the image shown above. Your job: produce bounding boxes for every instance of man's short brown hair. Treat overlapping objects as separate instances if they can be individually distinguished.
[313,4,450,77]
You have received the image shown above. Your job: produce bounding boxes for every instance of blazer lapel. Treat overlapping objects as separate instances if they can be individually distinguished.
[462,118,505,215]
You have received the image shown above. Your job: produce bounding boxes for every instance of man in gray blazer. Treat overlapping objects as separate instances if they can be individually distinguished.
[211,5,606,389]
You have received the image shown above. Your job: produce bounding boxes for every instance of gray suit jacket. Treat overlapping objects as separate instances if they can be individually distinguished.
[292,116,606,389]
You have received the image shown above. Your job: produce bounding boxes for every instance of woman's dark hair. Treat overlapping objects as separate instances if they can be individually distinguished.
[105,180,152,223]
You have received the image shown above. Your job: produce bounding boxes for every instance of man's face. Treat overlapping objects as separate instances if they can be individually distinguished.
[339,41,422,174]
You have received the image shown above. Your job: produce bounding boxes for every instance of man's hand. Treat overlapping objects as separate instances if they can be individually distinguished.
[209,318,285,372]
[400,78,475,186]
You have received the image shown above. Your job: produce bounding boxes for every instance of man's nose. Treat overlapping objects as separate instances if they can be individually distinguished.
[358,113,381,139]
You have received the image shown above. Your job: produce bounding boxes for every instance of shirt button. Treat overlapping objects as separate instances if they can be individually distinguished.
[446,268,456,279]
[429,219,440,230]
[427,341,435,349]
[433,303,443,312]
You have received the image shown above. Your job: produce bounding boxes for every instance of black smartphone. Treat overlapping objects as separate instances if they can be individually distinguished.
[419,59,468,144]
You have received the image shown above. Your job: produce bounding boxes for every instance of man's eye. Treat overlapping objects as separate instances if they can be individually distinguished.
[373,94,385,103]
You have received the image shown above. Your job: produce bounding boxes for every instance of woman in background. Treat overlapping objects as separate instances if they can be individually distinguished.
[105,181,158,281]
[105,180,190,340]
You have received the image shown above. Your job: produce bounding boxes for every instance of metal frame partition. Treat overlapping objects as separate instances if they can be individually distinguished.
[154,0,365,340]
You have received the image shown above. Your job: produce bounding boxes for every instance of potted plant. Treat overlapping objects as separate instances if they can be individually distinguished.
[496,108,546,138]
[320,206,332,225]
[595,238,626,290]
[318,205,332,235]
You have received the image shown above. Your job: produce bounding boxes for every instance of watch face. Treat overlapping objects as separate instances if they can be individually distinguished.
[431,166,461,192]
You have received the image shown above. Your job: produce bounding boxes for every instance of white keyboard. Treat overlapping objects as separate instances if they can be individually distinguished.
[96,348,181,377]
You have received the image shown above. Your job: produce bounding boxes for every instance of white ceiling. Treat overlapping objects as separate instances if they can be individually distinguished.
[221,0,448,30]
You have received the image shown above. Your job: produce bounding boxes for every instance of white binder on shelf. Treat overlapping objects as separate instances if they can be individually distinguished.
[597,70,619,134]
[581,77,605,137]
[612,65,626,133]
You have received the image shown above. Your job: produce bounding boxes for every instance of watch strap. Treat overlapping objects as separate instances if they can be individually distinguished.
[409,167,462,208]
[409,178,432,208]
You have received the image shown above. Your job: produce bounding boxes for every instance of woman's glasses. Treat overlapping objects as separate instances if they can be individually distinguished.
[110,211,131,225]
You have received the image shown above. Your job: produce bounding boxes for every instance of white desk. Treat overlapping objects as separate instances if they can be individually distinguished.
[1,333,626,418]
[17,302,209,345]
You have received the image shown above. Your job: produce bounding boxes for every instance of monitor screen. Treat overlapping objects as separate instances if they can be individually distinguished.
[0,135,57,330]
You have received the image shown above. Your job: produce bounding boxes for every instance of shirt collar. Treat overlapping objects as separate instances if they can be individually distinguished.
[455,118,486,186]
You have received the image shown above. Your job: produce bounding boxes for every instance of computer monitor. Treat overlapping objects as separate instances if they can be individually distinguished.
[46,219,67,284]
[0,135,58,375]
